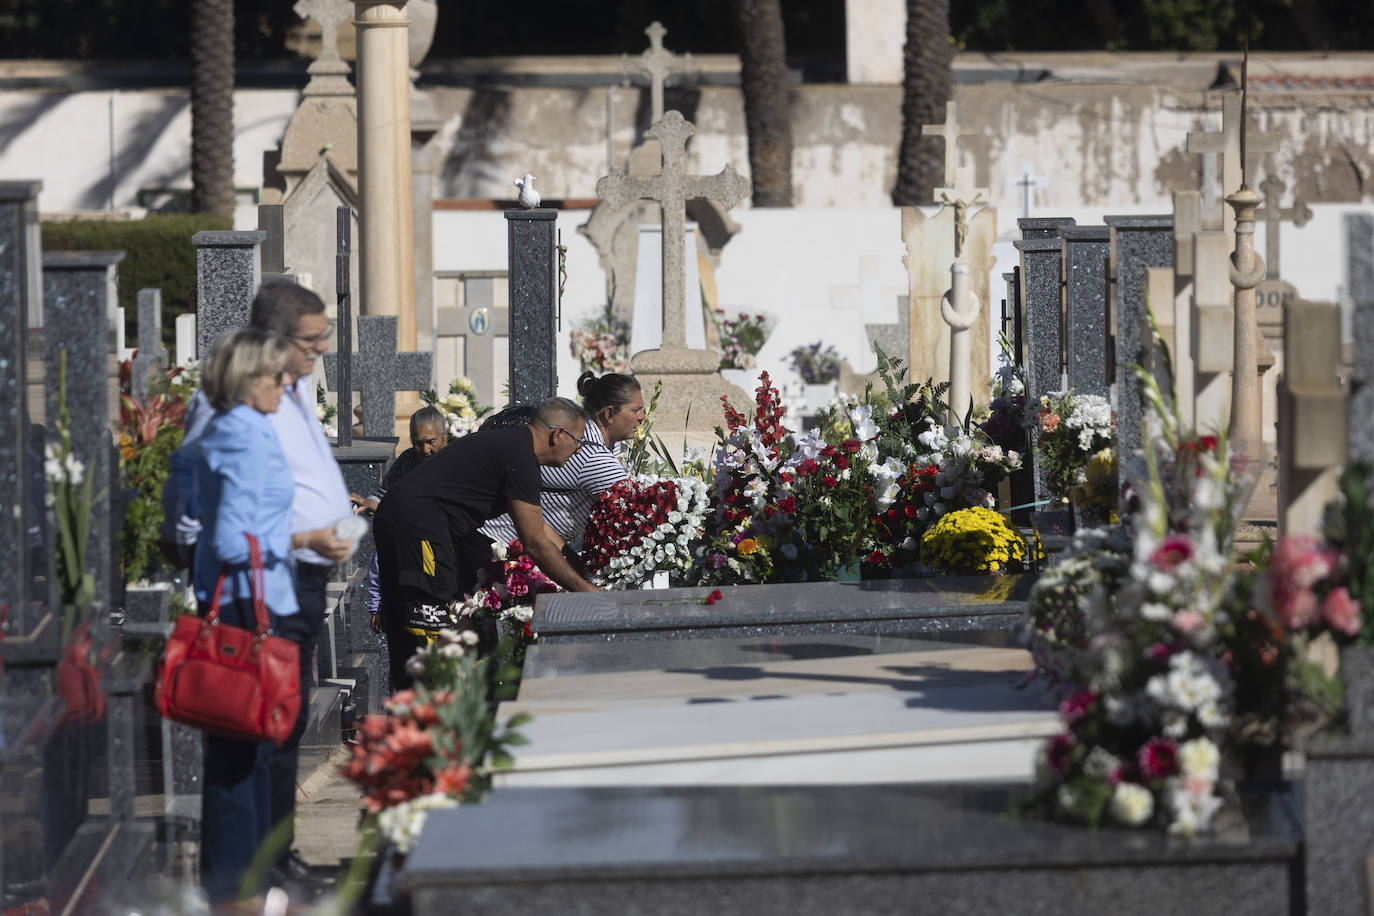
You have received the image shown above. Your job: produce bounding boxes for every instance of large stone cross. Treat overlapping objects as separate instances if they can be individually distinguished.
[131,287,168,405]
[595,110,750,369]
[295,0,353,95]
[621,21,694,124]
[435,273,509,408]
[324,314,433,438]
[1255,174,1312,282]
[1185,93,1278,233]
[921,100,981,197]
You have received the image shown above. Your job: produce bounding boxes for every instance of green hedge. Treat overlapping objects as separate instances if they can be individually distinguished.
[41,213,231,351]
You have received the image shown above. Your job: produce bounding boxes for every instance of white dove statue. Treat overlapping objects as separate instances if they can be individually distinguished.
[514,174,541,209]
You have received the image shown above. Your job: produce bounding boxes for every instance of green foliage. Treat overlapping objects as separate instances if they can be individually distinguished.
[1326,463,1374,647]
[41,213,230,351]
[48,352,101,625]
[623,380,680,478]
[872,343,948,455]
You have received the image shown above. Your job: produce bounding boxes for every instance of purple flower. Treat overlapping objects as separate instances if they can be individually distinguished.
[707,552,728,570]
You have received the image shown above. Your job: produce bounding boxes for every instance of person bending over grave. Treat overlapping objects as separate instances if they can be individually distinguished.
[163,281,352,896]
[372,396,601,683]
[482,371,643,554]
[347,405,449,691]
[179,328,299,906]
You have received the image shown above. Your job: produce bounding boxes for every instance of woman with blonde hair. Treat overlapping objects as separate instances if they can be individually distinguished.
[178,327,336,905]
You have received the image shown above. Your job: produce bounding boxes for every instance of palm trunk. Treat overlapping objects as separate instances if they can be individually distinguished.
[731,0,793,207]
[190,0,236,217]
[892,0,952,206]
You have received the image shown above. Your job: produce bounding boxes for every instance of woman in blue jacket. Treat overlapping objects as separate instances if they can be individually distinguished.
[184,328,297,905]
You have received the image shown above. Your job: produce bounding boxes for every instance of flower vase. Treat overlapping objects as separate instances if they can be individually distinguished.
[1340,645,1374,736]
[833,560,862,582]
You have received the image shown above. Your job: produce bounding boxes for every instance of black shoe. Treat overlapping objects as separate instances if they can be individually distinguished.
[270,849,335,899]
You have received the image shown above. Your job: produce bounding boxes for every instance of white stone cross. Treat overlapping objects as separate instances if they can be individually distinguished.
[595,111,750,360]
[1185,93,1278,233]
[1005,163,1048,220]
[921,100,980,197]
[1255,174,1312,282]
[621,21,695,124]
[295,0,353,95]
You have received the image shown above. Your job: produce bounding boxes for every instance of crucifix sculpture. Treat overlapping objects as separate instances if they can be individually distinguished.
[621,21,695,125]
[596,111,750,374]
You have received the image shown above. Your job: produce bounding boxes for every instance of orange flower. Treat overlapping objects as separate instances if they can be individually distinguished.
[435,761,472,795]
[736,538,758,555]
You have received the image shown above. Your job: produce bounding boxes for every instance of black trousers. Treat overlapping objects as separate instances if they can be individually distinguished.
[268,563,329,848]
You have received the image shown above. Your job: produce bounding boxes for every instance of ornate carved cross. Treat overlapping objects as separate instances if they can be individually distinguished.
[295,0,353,95]
[621,21,694,124]
[595,111,750,354]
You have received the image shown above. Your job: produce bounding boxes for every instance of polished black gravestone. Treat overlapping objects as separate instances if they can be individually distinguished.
[532,576,1034,644]
[505,208,558,406]
[399,783,1302,916]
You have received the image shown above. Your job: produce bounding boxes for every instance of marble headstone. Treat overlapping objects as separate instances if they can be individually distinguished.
[193,230,266,359]
[505,209,558,406]
[1060,226,1111,399]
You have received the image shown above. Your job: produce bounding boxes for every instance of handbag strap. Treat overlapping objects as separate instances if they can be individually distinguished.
[204,533,272,637]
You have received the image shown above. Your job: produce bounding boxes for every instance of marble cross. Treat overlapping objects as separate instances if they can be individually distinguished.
[1255,174,1312,282]
[324,315,433,439]
[435,273,509,408]
[295,0,353,94]
[595,111,750,355]
[1185,93,1278,233]
[621,21,694,125]
[130,287,168,405]
[921,100,981,197]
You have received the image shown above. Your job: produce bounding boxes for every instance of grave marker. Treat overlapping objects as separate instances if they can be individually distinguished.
[1060,226,1111,399]
[434,271,509,409]
[1348,214,1374,463]
[193,230,266,359]
[505,208,558,405]
[1014,218,1073,505]
[620,21,694,126]
[324,314,432,438]
[130,288,167,406]
[1277,299,1345,536]
[1184,93,1278,238]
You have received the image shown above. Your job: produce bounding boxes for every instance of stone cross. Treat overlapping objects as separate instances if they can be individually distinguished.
[1255,174,1312,283]
[1006,164,1048,220]
[324,315,432,439]
[334,205,354,446]
[131,288,168,405]
[921,101,980,195]
[1185,93,1278,236]
[595,111,750,372]
[435,272,509,408]
[295,0,354,96]
[621,21,694,125]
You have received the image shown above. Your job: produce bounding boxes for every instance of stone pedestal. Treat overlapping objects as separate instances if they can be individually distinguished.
[192,230,265,359]
[505,209,558,405]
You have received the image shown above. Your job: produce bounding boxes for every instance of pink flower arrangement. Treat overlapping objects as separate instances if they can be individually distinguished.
[1322,586,1362,637]
[1150,534,1195,571]
[1266,536,1338,632]
[1038,411,1060,434]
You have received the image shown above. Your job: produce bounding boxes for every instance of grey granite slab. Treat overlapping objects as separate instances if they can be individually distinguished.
[1105,215,1173,470]
[1061,225,1111,399]
[1346,213,1374,463]
[533,576,1035,643]
[193,230,264,359]
[1015,232,1066,502]
[401,784,1301,916]
[506,209,558,406]
[1017,217,1076,240]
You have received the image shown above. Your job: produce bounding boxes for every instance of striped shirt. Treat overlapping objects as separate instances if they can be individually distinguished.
[480,421,627,551]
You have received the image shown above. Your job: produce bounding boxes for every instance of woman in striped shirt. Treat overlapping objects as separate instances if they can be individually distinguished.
[482,371,644,552]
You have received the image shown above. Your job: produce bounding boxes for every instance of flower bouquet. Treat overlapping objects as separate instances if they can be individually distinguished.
[715,310,772,370]
[581,474,710,588]
[452,538,556,661]
[1035,389,1114,504]
[981,336,1034,454]
[920,506,1026,575]
[422,375,491,439]
[788,341,842,384]
[570,309,630,375]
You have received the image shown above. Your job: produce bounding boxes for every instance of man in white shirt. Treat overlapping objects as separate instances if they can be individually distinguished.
[170,282,351,891]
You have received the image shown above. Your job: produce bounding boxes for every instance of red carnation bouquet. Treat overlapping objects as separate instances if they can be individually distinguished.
[582,474,710,588]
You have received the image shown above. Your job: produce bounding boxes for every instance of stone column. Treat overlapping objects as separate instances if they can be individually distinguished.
[505,209,558,405]
[942,262,976,431]
[193,230,265,359]
[1225,186,1265,454]
[354,0,415,350]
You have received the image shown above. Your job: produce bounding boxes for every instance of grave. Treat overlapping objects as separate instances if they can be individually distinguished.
[505,208,558,405]
[130,288,168,406]
[399,784,1302,916]
[323,314,432,438]
[1060,225,1111,399]
[433,270,508,408]
[192,230,265,359]
[1348,213,1374,464]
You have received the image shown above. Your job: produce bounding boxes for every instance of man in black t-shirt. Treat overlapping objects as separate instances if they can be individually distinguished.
[372,397,600,673]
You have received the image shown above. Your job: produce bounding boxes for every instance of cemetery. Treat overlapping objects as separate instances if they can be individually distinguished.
[2,2,1374,914]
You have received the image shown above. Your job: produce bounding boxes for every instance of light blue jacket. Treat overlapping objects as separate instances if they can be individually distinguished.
[183,404,299,616]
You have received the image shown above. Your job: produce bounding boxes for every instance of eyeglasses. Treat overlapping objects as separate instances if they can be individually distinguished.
[548,425,588,453]
[289,321,336,347]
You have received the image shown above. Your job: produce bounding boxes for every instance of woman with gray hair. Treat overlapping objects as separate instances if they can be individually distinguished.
[176,328,337,905]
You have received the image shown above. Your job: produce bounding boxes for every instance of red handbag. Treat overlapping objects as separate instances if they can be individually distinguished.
[155,534,301,746]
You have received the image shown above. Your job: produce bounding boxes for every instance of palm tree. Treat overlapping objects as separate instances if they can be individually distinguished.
[730,0,793,207]
[190,0,235,216]
[891,0,952,206]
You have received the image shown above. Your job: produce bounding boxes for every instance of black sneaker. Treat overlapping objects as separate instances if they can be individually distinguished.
[270,849,335,899]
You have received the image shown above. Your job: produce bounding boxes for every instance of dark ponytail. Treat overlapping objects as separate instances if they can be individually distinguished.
[578,370,641,418]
